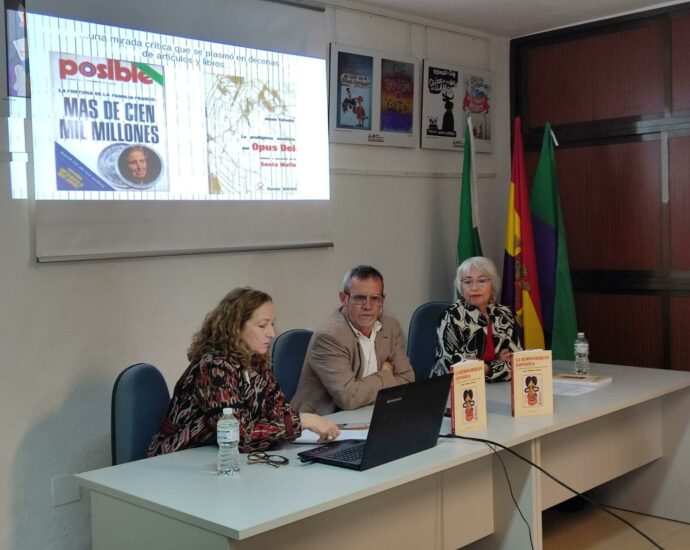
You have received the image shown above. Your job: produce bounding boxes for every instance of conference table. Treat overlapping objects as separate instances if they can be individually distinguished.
[75,362,690,549]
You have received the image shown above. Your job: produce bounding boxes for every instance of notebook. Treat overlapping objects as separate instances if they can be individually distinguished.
[297,374,452,471]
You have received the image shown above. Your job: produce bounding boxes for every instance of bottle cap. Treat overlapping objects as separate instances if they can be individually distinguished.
[222,407,234,415]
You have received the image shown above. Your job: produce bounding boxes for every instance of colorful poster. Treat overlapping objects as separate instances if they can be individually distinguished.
[336,51,372,130]
[5,0,30,97]
[380,59,414,133]
[462,72,492,145]
[329,45,419,148]
[51,53,168,192]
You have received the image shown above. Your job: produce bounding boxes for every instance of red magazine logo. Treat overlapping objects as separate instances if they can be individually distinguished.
[58,57,153,84]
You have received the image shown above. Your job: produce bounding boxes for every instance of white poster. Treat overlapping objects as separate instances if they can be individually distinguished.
[421,60,493,153]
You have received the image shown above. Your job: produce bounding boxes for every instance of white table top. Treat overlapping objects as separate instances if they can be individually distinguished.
[485,361,690,439]
[75,362,690,540]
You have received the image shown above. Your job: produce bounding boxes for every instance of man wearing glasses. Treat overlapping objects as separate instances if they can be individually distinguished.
[292,265,415,415]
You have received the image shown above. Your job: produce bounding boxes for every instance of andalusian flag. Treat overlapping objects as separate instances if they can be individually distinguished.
[457,117,482,265]
[501,116,544,349]
[531,123,577,359]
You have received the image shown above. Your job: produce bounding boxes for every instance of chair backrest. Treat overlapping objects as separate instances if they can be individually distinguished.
[272,329,313,401]
[407,301,453,380]
[111,363,170,465]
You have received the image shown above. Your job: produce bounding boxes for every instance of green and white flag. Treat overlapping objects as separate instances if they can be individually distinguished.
[457,117,483,265]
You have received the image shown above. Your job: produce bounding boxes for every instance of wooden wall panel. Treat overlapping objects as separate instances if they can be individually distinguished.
[671,298,690,371]
[526,38,592,127]
[669,135,690,270]
[672,16,690,112]
[556,140,661,270]
[574,293,663,369]
[526,24,665,128]
[514,7,690,372]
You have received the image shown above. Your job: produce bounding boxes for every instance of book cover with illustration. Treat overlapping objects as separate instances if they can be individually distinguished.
[51,53,167,193]
[511,350,553,417]
[204,70,297,199]
[450,359,487,435]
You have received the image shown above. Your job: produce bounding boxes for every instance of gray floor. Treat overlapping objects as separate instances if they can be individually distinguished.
[543,504,690,549]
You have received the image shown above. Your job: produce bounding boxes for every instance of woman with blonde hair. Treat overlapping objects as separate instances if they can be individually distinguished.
[431,257,521,382]
[148,287,338,456]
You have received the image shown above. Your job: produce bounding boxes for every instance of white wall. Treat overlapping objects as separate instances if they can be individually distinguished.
[0,2,510,548]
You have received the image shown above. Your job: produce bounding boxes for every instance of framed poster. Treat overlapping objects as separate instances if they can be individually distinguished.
[421,60,493,152]
[5,0,30,97]
[461,68,492,152]
[329,44,419,148]
[421,61,462,151]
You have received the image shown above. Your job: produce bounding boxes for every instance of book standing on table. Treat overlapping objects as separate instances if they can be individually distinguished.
[511,349,553,417]
[450,359,487,435]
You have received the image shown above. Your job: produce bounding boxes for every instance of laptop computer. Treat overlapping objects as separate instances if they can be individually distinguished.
[297,374,452,471]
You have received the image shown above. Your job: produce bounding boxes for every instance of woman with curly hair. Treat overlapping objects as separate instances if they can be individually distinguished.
[148,287,339,456]
[431,257,522,382]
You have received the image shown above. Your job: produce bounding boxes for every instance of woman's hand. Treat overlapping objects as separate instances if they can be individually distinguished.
[299,412,341,442]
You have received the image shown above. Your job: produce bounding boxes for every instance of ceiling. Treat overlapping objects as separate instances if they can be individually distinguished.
[354,0,688,37]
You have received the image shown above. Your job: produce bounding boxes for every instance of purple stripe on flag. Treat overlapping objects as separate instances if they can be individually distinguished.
[532,214,557,334]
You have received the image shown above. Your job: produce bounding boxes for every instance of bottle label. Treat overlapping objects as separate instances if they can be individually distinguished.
[575,343,588,354]
[217,426,239,443]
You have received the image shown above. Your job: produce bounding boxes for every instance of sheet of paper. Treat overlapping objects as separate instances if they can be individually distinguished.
[553,383,598,396]
[291,429,368,444]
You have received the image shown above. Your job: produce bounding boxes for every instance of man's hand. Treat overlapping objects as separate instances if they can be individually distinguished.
[381,361,394,374]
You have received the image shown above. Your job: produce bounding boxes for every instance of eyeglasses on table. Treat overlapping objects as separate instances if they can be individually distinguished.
[247,451,289,468]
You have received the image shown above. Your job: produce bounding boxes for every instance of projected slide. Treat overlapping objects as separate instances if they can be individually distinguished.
[52,54,168,193]
[26,13,329,200]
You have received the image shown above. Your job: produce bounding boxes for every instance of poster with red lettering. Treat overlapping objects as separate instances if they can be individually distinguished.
[380,59,414,134]
[25,13,328,202]
[51,53,168,192]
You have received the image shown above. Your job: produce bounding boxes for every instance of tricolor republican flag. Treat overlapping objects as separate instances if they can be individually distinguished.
[501,116,545,349]
[531,122,578,359]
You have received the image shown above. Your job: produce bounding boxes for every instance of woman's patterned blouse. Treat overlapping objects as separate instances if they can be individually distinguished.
[147,352,301,456]
[430,298,522,382]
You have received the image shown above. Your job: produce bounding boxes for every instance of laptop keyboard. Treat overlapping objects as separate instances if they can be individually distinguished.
[328,443,365,463]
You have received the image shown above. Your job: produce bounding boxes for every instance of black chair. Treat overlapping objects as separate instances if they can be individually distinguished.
[111,363,170,465]
[272,329,313,401]
[407,301,452,380]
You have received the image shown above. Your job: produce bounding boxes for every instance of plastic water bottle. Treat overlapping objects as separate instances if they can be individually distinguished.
[574,332,590,375]
[217,408,240,477]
